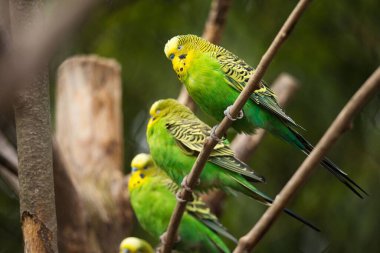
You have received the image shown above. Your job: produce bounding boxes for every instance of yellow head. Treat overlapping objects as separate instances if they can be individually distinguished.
[164,34,204,80]
[119,237,154,253]
[147,98,193,130]
[164,35,199,59]
[128,153,159,192]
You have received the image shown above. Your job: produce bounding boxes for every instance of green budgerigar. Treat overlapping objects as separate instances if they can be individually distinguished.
[119,237,154,253]
[146,98,319,231]
[164,34,367,198]
[129,153,236,253]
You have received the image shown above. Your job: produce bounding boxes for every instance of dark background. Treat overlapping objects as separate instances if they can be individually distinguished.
[1,0,379,252]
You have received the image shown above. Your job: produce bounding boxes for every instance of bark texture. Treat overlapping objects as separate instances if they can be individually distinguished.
[56,55,132,253]
[11,0,58,251]
[52,141,88,253]
[13,70,57,253]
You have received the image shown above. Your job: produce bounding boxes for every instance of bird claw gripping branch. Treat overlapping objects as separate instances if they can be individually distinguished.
[160,232,181,246]
[175,191,187,203]
[210,125,222,142]
[224,105,244,121]
[181,175,194,192]
[176,176,199,203]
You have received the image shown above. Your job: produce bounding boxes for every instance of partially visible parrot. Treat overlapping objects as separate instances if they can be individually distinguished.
[129,153,236,253]
[164,34,367,198]
[119,237,154,253]
[146,99,319,231]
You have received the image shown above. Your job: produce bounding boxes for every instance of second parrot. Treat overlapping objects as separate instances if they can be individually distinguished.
[146,99,319,231]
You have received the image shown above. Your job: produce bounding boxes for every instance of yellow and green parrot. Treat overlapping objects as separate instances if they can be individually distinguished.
[146,99,319,231]
[164,34,366,198]
[129,153,236,253]
[119,237,154,253]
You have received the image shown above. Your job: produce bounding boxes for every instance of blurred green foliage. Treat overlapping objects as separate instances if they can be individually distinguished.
[1,0,379,252]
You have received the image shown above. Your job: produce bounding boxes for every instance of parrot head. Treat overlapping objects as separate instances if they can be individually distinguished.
[119,237,154,253]
[129,153,158,191]
[164,34,203,80]
[164,34,200,61]
[147,98,193,130]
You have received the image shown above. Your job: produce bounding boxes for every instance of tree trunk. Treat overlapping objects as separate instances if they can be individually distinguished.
[55,55,132,253]
[52,140,88,253]
[10,0,58,252]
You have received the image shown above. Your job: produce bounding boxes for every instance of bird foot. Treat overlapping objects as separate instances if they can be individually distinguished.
[210,125,222,142]
[181,175,200,190]
[160,232,181,245]
[175,176,198,203]
[181,175,196,192]
[160,232,168,244]
[175,191,187,203]
[224,105,244,121]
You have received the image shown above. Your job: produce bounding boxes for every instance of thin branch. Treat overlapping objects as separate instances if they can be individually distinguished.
[231,73,299,161]
[161,1,312,252]
[233,67,380,253]
[177,0,232,110]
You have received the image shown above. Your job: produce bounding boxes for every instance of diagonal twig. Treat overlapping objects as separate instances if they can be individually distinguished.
[161,1,312,252]
[233,67,380,253]
[177,0,232,110]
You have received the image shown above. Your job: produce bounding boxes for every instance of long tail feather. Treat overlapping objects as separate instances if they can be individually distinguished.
[282,208,320,232]
[291,129,368,198]
[231,175,320,232]
[262,195,320,232]
[202,220,238,244]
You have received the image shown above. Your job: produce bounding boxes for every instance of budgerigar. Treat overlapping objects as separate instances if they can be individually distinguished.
[146,99,319,231]
[129,153,236,253]
[164,34,367,198]
[119,237,154,253]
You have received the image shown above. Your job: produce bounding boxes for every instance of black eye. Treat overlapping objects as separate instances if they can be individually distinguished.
[177,46,182,50]
[169,53,175,60]
[140,173,145,178]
